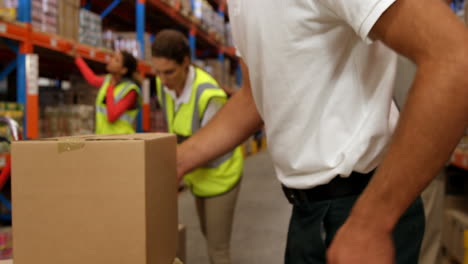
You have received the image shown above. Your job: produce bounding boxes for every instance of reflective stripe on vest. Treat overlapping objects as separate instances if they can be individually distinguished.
[156,77,168,121]
[191,83,232,168]
[96,106,137,124]
[115,83,134,102]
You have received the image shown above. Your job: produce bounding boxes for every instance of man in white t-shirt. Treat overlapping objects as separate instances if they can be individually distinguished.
[176,0,468,263]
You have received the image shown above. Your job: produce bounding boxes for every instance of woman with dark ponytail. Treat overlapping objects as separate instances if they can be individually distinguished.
[74,51,142,134]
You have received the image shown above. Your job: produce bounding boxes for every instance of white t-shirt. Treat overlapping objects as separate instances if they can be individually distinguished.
[228,0,400,189]
[164,66,224,127]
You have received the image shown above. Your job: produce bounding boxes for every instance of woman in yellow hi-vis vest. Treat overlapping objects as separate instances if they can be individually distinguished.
[152,30,244,264]
[75,51,142,134]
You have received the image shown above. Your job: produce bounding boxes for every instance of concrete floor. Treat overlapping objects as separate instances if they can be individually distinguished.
[178,150,291,264]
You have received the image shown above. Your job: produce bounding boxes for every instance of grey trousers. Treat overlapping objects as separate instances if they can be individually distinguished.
[419,172,445,264]
[195,183,241,264]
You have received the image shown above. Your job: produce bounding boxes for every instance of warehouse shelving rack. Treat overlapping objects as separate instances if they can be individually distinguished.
[0,0,237,139]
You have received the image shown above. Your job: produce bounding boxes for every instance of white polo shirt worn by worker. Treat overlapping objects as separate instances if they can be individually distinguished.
[227,0,400,189]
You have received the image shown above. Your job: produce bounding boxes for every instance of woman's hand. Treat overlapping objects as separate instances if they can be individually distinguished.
[68,44,77,58]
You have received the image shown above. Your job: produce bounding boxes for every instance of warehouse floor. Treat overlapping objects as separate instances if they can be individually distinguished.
[178,150,291,264]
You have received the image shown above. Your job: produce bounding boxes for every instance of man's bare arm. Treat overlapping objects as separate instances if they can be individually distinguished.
[329,0,468,262]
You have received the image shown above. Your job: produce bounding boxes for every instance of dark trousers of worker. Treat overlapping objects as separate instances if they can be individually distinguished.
[285,195,425,264]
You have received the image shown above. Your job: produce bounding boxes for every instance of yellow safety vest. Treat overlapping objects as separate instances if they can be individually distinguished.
[156,67,243,197]
[95,75,142,135]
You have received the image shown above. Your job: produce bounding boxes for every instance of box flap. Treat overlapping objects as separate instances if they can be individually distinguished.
[13,133,174,142]
[12,133,176,154]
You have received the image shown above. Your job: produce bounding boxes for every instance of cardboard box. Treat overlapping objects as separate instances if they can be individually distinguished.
[11,134,178,264]
[0,259,184,264]
[0,7,16,21]
[0,0,17,8]
[79,9,102,47]
[177,224,186,264]
[114,32,152,63]
[58,0,79,41]
[31,0,58,34]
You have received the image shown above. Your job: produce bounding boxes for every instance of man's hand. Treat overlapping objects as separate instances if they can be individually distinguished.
[68,44,77,58]
[327,221,394,264]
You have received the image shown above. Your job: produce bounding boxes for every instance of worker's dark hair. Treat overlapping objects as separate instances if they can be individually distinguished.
[152,29,191,65]
[119,50,143,85]
[121,50,137,79]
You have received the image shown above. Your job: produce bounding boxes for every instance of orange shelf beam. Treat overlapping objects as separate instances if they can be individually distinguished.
[31,31,74,54]
[138,61,155,76]
[75,44,111,64]
[0,21,27,42]
[0,19,153,73]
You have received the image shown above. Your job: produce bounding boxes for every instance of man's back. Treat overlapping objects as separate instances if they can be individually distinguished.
[228,0,400,189]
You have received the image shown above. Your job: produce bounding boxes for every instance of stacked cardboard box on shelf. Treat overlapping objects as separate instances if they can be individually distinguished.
[79,9,102,47]
[31,0,58,34]
[180,0,191,17]
[102,29,114,50]
[39,77,98,137]
[40,104,94,138]
[198,0,212,30]
[0,0,17,21]
[58,0,79,41]
[193,0,224,37]
[113,32,152,63]
[68,76,99,105]
[39,78,98,106]
[159,0,233,46]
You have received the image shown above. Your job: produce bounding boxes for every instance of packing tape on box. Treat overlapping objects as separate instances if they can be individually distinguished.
[58,137,85,153]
